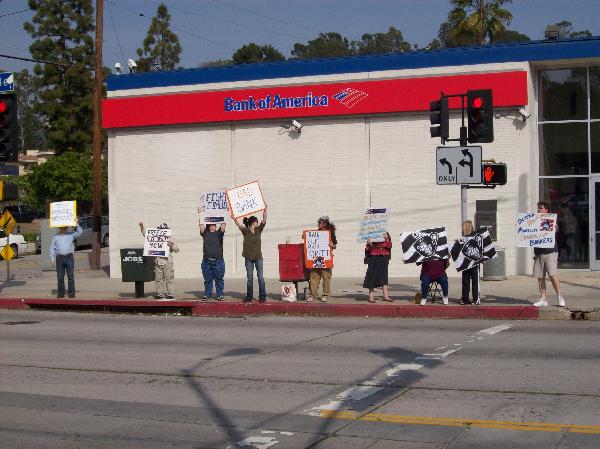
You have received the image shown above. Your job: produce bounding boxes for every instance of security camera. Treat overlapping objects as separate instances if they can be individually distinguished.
[114,62,122,74]
[291,120,303,132]
[518,107,531,122]
[127,58,137,73]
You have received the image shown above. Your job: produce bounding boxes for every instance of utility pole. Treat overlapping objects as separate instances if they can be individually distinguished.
[91,0,104,270]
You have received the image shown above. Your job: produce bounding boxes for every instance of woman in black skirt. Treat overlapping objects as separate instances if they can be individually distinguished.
[363,232,393,303]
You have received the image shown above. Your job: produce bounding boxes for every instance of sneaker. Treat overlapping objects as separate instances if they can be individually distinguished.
[306,296,313,302]
[68,294,75,298]
[320,296,328,303]
[216,296,224,301]
[557,296,566,307]
[459,299,471,305]
[202,296,210,301]
[533,298,548,307]
[154,295,164,299]
[420,296,427,306]
[442,297,449,305]
[474,298,481,305]
[166,295,175,299]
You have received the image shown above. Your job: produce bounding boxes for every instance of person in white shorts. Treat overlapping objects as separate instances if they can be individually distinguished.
[533,201,565,307]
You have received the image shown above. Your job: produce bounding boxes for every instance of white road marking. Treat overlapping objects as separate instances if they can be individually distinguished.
[477,324,512,335]
[236,436,278,449]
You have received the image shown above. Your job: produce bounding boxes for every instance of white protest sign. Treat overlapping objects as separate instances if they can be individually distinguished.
[143,227,172,257]
[226,181,266,219]
[49,201,77,227]
[303,230,334,269]
[516,213,557,248]
[357,207,388,242]
[199,190,228,224]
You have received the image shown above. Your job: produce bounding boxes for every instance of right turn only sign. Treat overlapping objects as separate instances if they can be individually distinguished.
[436,146,482,185]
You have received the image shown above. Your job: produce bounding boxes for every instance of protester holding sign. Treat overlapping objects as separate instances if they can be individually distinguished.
[49,218,82,298]
[307,216,337,302]
[532,201,565,307]
[140,222,179,299]
[458,220,480,305]
[363,232,393,303]
[199,220,226,301]
[231,206,268,302]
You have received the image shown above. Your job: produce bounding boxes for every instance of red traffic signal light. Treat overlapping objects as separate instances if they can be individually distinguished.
[467,89,494,144]
[482,162,507,185]
[0,94,18,162]
[429,96,449,143]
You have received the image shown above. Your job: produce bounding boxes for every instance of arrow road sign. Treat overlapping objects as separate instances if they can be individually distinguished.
[436,146,482,185]
[0,72,14,93]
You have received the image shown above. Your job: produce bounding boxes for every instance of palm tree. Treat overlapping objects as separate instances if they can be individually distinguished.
[447,0,513,46]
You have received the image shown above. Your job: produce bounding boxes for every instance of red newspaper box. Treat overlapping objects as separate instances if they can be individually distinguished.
[278,243,309,282]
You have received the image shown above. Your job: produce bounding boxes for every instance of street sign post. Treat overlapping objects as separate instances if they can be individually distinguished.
[0,73,15,93]
[436,146,482,185]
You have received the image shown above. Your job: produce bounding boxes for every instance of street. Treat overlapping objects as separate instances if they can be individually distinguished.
[1,310,599,448]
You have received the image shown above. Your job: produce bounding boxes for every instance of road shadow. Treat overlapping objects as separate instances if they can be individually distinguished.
[481,295,532,305]
[0,280,26,294]
[561,280,600,291]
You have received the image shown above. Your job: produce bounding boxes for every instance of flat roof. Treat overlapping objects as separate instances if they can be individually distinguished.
[108,36,600,92]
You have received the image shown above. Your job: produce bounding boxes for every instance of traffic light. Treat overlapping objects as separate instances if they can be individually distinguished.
[0,93,18,162]
[467,89,493,143]
[0,180,19,201]
[430,96,449,143]
[482,162,507,185]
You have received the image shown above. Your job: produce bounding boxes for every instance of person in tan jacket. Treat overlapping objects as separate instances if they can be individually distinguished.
[139,222,179,299]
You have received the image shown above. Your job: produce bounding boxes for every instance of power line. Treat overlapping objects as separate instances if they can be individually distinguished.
[208,0,320,33]
[106,2,125,62]
[0,8,33,19]
[107,0,235,52]
[0,53,88,69]
[140,0,310,41]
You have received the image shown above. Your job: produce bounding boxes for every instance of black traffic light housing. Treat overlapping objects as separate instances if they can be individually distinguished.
[0,93,18,163]
[0,181,19,201]
[430,96,449,143]
[467,89,494,143]
[482,162,507,185]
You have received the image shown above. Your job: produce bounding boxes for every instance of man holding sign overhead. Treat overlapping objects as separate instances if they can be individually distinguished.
[49,217,82,298]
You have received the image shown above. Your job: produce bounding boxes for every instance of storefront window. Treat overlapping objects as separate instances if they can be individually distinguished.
[539,178,589,269]
[540,68,587,121]
[539,122,588,176]
[592,122,600,173]
[591,67,600,119]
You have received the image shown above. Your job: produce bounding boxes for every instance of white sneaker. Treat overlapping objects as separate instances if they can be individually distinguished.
[557,296,566,307]
[442,297,449,305]
[420,297,427,306]
[533,298,548,307]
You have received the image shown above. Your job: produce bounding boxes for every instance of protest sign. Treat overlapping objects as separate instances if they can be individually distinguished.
[400,227,449,264]
[143,227,172,257]
[303,230,334,269]
[357,207,388,242]
[226,181,266,219]
[199,190,228,224]
[516,213,557,248]
[49,201,77,228]
[451,228,497,272]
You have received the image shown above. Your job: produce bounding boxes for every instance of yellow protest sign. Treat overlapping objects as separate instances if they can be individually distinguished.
[1,243,15,261]
[0,210,16,234]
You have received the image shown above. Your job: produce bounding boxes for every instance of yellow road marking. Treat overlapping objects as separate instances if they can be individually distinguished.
[319,410,600,434]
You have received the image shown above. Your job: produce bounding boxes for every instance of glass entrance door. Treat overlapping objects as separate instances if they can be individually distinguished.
[592,176,600,271]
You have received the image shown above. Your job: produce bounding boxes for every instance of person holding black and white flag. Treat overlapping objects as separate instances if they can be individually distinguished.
[458,220,480,305]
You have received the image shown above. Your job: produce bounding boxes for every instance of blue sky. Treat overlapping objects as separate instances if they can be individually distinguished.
[0,0,599,73]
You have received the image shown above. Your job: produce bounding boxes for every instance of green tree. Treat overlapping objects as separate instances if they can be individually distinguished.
[14,69,47,152]
[352,27,411,55]
[199,59,233,68]
[291,32,353,59]
[20,151,107,211]
[444,0,513,47]
[23,0,95,153]
[136,3,182,72]
[551,21,592,39]
[232,43,285,64]
[491,29,530,44]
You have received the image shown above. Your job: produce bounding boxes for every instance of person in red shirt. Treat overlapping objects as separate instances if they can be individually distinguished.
[363,232,393,303]
[418,258,449,305]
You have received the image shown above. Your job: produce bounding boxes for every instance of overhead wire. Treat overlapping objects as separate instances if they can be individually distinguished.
[106,1,126,62]
[0,8,33,19]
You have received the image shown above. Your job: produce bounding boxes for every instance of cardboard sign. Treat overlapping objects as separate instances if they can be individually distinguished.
[199,190,228,224]
[143,227,172,257]
[49,201,77,228]
[226,181,266,219]
[451,228,497,272]
[400,227,449,264]
[303,230,334,269]
[516,213,557,248]
[358,207,388,242]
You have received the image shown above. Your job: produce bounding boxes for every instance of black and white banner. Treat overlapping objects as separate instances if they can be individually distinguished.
[400,227,449,264]
[450,228,497,272]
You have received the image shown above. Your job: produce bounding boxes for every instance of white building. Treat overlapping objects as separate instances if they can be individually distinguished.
[103,37,600,278]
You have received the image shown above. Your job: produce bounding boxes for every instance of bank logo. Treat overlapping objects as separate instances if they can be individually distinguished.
[333,88,368,108]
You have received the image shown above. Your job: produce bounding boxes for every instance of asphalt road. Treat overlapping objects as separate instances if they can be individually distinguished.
[1,310,599,449]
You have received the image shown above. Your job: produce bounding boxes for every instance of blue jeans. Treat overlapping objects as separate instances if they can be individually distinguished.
[245,258,266,300]
[201,258,225,297]
[421,274,448,298]
[56,253,75,297]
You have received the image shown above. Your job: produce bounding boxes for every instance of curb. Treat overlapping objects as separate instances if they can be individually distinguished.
[0,297,544,320]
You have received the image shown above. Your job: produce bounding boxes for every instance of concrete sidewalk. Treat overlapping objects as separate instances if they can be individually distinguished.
[0,250,598,320]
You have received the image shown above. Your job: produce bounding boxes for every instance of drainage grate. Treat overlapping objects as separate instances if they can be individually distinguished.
[3,321,41,325]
